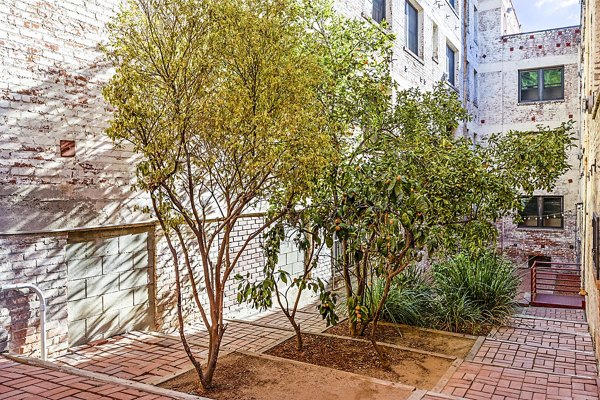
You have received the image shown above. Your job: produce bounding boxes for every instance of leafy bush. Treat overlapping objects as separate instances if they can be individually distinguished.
[364,252,520,335]
[431,251,520,333]
[367,266,434,327]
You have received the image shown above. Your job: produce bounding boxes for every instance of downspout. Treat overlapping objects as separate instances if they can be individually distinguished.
[462,0,469,137]
[0,284,47,361]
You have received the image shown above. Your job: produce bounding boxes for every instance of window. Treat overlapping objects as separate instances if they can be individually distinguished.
[373,0,386,23]
[446,45,455,86]
[406,1,419,55]
[518,196,564,229]
[473,69,478,104]
[592,214,600,278]
[448,0,455,8]
[432,23,439,60]
[473,6,478,43]
[519,67,564,102]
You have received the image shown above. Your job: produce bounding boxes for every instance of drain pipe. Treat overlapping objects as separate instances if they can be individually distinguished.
[0,284,47,361]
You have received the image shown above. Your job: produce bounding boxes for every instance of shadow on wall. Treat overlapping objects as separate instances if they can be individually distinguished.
[0,0,151,235]
[0,0,156,355]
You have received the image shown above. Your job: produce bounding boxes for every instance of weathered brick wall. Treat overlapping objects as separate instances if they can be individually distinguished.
[477,3,581,267]
[0,0,151,233]
[0,0,323,356]
[0,234,69,357]
[581,0,600,373]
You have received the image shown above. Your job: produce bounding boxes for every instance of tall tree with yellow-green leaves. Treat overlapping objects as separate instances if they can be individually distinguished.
[102,0,332,391]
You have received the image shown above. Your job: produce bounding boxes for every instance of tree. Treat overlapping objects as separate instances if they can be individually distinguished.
[102,0,332,390]
[236,208,337,351]
[235,0,394,348]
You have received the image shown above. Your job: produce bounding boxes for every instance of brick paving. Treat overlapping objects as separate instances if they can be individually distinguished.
[441,307,600,400]
[232,308,330,333]
[508,316,590,335]
[517,307,586,322]
[54,321,293,385]
[7,303,597,400]
[0,356,175,400]
[472,340,597,377]
[490,326,594,353]
[56,331,199,385]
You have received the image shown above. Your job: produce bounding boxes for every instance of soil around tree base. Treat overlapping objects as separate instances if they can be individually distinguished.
[326,321,477,358]
[158,352,414,400]
[265,333,453,390]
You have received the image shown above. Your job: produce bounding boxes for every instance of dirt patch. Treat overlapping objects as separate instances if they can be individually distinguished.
[265,333,453,390]
[327,321,476,358]
[159,352,413,400]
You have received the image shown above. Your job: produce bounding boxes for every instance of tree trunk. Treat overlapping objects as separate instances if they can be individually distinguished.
[341,239,357,337]
[293,322,303,352]
[369,276,392,369]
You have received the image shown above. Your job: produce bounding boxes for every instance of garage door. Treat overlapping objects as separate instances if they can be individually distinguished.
[66,227,155,346]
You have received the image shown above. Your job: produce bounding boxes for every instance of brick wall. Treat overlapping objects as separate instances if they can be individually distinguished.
[477,2,581,267]
[581,0,600,373]
[0,234,69,357]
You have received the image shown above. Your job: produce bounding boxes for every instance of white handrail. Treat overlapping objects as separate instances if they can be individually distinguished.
[0,284,47,360]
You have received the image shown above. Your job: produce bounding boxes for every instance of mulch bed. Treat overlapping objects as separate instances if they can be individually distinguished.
[265,332,453,389]
[326,320,476,358]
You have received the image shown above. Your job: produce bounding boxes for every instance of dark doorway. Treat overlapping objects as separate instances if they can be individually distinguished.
[528,255,551,268]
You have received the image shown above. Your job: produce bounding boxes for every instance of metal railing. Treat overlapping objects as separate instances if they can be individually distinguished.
[531,261,581,297]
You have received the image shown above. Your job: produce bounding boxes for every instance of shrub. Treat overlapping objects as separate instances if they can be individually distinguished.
[367,266,434,327]
[431,251,520,333]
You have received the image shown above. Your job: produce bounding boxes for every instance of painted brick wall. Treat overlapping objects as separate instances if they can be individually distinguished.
[580,0,600,372]
[477,0,581,267]
[0,234,69,357]
[0,0,152,233]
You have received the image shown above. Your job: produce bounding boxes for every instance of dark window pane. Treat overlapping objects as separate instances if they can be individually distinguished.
[520,70,539,102]
[542,68,563,100]
[519,197,539,227]
[373,0,386,23]
[448,0,455,7]
[520,71,539,89]
[542,197,563,228]
[543,68,562,87]
[406,2,418,55]
[446,46,455,86]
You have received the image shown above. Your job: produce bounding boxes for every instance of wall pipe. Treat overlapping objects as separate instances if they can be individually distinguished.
[0,284,47,361]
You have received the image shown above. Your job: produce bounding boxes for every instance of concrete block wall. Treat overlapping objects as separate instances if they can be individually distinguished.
[65,228,154,346]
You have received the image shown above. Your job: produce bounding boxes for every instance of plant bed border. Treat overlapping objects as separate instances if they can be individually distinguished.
[313,329,459,361]
[236,350,417,392]
[378,321,479,340]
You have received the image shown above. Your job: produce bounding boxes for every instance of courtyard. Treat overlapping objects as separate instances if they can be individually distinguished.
[0,304,598,399]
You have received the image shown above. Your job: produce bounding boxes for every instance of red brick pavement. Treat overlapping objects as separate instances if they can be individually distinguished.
[0,356,175,400]
[490,326,594,353]
[517,307,586,322]
[54,321,292,384]
[441,362,599,400]
[508,316,590,335]
[472,340,597,377]
[441,308,600,399]
[56,331,198,385]
[233,308,330,333]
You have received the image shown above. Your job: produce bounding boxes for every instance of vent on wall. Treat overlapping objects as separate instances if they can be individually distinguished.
[60,140,76,157]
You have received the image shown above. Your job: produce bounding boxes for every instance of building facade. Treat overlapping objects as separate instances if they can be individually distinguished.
[0,0,586,360]
[477,0,581,267]
[580,0,600,371]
